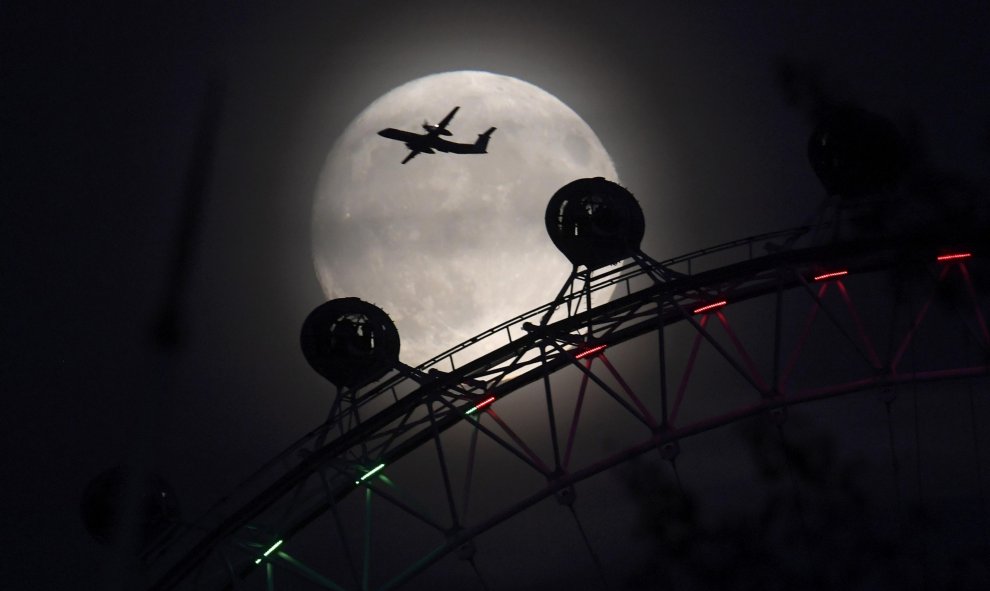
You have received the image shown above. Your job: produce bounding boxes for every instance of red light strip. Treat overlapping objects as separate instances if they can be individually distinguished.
[466,396,495,415]
[693,300,727,315]
[813,270,848,282]
[937,252,972,262]
[574,344,607,360]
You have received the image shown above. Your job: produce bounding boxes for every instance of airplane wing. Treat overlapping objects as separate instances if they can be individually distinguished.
[436,106,460,131]
[435,127,496,154]
[401,150,420,164]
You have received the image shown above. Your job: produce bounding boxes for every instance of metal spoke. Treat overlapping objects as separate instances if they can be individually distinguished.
[597,354,659,428]
[362,488,372,591]
[891,266,951,372]
[435,396,552,477]
[363,480,447,534]
[484,408,553,475]
[670,295,770,396]
[670,317,708,426]
[427,400,461,529]
[460,422,481,524]
[146,230,990,591]
[563,358,594,470]
[317,470,361,587]
[658,307,670,426]
[953,263,990,352]
[835,280,883,369]
[544,339,655,429]
[795,272,882,372]
[714,310,770,393]
[540,343,564,472]
[275,551,349,591]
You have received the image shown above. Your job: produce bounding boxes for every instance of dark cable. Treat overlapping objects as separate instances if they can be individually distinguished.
[567,505,611,591]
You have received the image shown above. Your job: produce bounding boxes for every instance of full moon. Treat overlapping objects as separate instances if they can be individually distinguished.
[312,71,619,366]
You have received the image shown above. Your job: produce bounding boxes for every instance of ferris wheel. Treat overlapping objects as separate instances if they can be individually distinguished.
[129,109,990,590]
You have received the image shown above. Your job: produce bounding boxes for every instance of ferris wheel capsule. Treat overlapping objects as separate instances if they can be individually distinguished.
[300,297,401,389]
[807,106,907,199]
[545,177,646,270]
[80,465,180,549]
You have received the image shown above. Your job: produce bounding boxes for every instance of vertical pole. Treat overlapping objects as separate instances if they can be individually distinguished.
[773,271,783,395]
[218,548,243,591]
[427,400,461,528]
[891,266,950,372]
[584,270,593,320]
[567,505,611,590]
[658,300,669,427]
[318,471,361,587]
[363,487,372,591]
[912,381,930,589]
[907,287,930,589]
[836,281,883,369]
[669,316,708,426]
[780,283,828,393]
[461,421,481,523]
[883,394,904,535]
[541,267,578,326]
[968,383,990,560]
[563,358,594,469]
[958,264,990,346]
[541,343,563,472]
[714,311,770,393]
[469,558,492,591]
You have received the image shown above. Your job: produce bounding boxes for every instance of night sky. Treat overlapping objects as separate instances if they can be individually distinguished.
[4,1,990,589]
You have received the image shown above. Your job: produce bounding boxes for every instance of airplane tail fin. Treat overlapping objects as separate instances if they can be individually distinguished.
[475,127,496,152]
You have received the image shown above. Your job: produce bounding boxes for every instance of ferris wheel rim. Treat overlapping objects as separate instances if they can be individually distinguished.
[147,227,990,590]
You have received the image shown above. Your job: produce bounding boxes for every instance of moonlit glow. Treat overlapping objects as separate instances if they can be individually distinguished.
[312,71,619,365]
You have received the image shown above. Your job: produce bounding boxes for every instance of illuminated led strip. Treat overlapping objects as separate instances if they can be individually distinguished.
[466,396,496,415]
[813,270,848,282]
[254,539,284,564]
[354,463,385,485]
[692,300,727,315]
[574,344,607,360]
[937,252,972,262]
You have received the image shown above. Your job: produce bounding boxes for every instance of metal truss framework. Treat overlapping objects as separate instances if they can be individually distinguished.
[146,228,990,590]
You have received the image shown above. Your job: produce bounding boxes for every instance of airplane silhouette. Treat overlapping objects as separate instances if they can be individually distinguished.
[377,106,496,164]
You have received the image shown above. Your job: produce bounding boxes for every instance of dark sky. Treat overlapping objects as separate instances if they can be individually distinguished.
[4,1,990,589]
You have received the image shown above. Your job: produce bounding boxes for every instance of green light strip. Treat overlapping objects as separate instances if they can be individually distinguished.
[254,539,284,564]
[355,463,385,485]
[466,396,496,415]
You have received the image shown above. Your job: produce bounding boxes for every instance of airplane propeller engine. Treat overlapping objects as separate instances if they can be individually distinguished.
[422,120,453,136]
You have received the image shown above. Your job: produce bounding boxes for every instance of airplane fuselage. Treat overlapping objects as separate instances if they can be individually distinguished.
[377,106,496,164]
[377,129,489,154]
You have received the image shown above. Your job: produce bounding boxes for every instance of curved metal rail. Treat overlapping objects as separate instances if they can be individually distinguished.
[146,227,990,590]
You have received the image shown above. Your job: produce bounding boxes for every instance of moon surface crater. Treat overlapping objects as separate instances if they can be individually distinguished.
[313,71,618,365]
